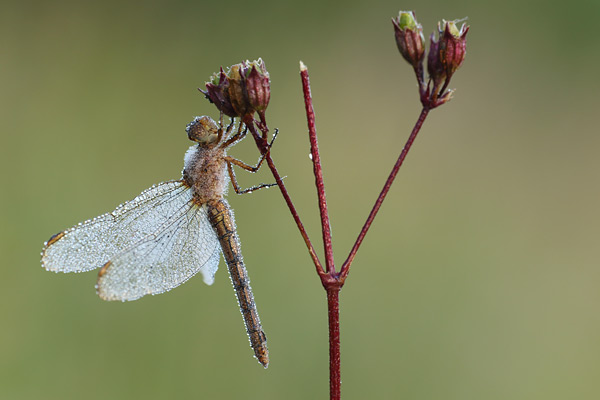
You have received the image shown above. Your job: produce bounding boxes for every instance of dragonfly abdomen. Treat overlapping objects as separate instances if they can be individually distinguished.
[206,199,269,368]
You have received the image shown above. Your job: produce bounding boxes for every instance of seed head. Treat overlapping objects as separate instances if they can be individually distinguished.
[202,59,271,121]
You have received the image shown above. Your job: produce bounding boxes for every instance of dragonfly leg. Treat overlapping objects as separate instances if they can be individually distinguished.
[226,161,277,195]
[224,128,279,195]
[224,115,240,140]
[215,111,225,143]
[224,128,278,173]
[221,122,247,148]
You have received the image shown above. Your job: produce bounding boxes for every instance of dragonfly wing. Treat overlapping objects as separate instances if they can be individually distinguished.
[42,181,192,273]
[96,202,221,301]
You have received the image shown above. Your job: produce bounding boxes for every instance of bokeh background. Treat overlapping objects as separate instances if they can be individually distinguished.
[2,0,599,399]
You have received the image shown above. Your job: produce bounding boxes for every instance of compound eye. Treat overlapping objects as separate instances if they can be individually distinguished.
[186,116,219,144]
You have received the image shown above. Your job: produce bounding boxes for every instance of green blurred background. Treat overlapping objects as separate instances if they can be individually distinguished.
[2,0,599,399]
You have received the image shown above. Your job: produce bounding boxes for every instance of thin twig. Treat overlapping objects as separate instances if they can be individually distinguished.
[245,121,325,276]
[340,107,430,279]
[300,61,335,276]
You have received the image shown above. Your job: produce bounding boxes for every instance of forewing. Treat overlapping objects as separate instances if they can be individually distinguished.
[42,181,192,273]
[96,202,221,301]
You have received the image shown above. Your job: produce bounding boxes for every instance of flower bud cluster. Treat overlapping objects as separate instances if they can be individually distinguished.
[202,59,270,121]
[392,11,468,107]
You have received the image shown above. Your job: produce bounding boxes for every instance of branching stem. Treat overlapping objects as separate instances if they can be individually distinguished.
[340,106,429,278]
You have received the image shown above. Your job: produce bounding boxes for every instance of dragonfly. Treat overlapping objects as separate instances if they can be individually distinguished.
[41,115,275,368]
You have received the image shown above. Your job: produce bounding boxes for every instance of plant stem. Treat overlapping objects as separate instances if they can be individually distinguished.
[299,62,343,400]
[245,122,325,275]
[327,286,341,400]
[300,61,335,275]
[296,62,431,400]
[340,106,430,279]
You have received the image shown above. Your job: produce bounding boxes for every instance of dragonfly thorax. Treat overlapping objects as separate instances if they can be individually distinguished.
[183,145,229,204]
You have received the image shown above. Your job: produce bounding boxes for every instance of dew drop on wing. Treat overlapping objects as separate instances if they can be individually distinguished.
[42,181,194,274]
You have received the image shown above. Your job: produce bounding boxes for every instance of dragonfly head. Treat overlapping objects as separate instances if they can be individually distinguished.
[186,116,220,146]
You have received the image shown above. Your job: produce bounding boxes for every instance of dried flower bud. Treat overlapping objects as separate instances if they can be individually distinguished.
[202,59,271,120]
[227,63,252,116]
[392,11,425,69]
[245,59,270,113]
[439,20,468,79]
[428,19,469,85]
[427,32,445,86]
[203,68,237,117]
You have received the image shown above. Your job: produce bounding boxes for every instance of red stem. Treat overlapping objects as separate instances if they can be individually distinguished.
[293,63,432,400]
[327,287,341,400]
[300,63,335,276]
[299,62,344,400]
[245,121,325,275]
[340,107,430,279]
